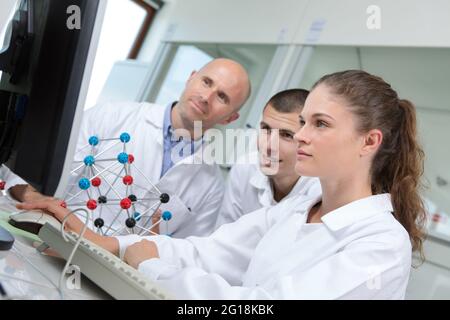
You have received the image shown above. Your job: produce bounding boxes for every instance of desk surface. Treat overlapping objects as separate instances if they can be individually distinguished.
[0,196,110,300]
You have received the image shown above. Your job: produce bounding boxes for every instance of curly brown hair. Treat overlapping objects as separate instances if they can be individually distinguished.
[312,70,427,256]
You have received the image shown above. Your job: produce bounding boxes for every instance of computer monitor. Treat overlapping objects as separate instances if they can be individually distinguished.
[0,0,105,196]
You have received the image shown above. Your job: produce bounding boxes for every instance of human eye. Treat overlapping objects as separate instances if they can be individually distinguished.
[217,92,228,104]
[316,120,328,128]
[260,122,270,129]
[280,131,294,140]
[260,124,271,134]
[202,77,212,86]
[299,118,306,127]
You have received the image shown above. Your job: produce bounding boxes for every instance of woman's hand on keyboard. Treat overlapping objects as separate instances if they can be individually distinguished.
[123,239,159,269]
[17,200,99,243]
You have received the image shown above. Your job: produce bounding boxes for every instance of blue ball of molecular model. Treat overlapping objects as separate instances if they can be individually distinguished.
[133,212,142,222]
[78,178,91,190]
[117,152,129,164]
[120,132,131,143]
[162,211,172,221]
[88,135,99,146]
[84,155,95,166]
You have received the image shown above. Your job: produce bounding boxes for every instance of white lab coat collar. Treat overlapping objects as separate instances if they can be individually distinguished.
[145,102,216,168]
[144,102,166,144]
[249,167,270,191]
[134,102,166,149]
[144,103,166,128]
[249,169,273,207]
[321,193,393,232]
[249,167,313,206]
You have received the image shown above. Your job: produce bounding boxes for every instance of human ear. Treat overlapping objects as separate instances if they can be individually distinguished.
[360,129,383,157]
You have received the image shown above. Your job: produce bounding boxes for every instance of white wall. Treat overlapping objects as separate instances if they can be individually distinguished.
[162,0,308,44]
[417,110,450,214]
[142,0,450,47]
[295,0,450,47]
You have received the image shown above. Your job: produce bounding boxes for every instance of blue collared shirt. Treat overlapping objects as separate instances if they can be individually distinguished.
[160,102,202,178]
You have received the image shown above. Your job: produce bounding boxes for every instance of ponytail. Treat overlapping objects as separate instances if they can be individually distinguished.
[388,100,426,255]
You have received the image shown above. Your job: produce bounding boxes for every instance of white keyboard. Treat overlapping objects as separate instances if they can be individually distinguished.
[38,223,173,300]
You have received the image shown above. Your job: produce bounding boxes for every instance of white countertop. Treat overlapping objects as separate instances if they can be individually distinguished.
[0,196,110,300]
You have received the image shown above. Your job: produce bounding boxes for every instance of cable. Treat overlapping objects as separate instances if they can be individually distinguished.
[58,208,90,300]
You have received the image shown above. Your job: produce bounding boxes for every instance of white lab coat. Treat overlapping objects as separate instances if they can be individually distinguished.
[117,193,412,299]
[0,164,27,194]
[215,151,321,228]
[69,101,224,237]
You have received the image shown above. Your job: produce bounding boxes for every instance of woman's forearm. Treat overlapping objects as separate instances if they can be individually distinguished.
[65,214,120,256]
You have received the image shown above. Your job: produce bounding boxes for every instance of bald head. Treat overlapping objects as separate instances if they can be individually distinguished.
[175,58,252,133]
[198,58,251,110]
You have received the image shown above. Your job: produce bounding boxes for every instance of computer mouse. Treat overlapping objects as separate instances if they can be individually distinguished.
[0,225,14,251]
[8,211,62,235]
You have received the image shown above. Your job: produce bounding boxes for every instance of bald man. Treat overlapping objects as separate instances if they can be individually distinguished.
[13,59,251,238]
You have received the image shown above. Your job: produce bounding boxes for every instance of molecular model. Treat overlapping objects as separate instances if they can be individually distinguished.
[63,132,172,236]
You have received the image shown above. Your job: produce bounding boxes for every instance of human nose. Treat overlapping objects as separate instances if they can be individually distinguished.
[294,125,310,145]
[199,88,213,104]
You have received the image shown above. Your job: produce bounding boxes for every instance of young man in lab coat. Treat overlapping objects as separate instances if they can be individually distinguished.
[215,89,321,228]
[11,58,251,238]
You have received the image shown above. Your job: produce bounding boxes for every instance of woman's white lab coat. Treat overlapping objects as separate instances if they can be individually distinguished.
[117,193,412,299]
[215,151,321,228]
[71,101,224,237]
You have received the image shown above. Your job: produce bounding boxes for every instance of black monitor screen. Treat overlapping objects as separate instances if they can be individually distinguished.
[0,0,100,195]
